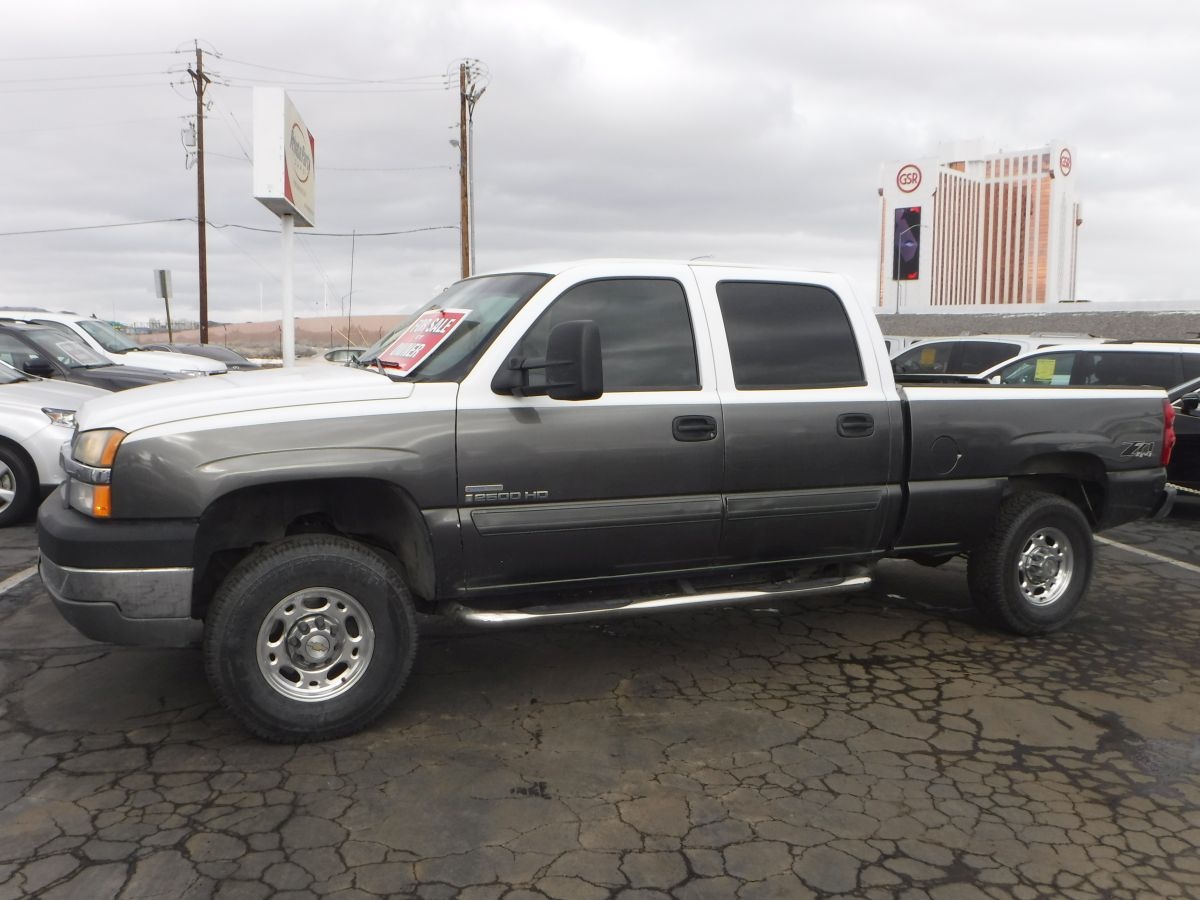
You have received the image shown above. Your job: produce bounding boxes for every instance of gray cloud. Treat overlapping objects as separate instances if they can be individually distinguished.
[1,0,1197,328]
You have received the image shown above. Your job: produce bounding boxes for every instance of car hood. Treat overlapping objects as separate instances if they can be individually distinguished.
[0,377,110,412]
[75,364,416,433]
[109,348,227,374]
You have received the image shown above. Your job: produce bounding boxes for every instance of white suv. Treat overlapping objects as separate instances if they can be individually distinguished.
[0,309,226,376]
[983,342,1200,388]
[891,334,1103,376]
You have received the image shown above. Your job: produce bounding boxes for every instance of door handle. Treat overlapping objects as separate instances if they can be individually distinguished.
[837,413,875,437]
[673,415,718,442]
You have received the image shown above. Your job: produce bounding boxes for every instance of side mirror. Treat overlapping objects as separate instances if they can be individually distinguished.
[23,358,55,378]
[988,375,1001,385]
[1180,392,1200,415]
[545,320,602,400]
[491,320,604,401]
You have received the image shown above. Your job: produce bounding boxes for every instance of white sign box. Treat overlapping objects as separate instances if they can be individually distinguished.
[253,88,316,227]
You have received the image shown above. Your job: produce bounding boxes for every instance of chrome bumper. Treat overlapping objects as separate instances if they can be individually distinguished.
[40,555,202,647]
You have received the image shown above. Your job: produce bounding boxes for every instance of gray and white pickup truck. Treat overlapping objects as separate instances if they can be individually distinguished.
[38,260,1176,742]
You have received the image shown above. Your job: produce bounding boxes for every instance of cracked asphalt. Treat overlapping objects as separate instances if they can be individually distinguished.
[1,502,1198,899]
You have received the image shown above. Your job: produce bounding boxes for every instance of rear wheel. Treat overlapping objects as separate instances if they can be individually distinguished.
[967,491,1094,635]
[0,445,36,528]
[204,534,418,742]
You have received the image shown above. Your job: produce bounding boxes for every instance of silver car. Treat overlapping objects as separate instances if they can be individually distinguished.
[0,360,109,526]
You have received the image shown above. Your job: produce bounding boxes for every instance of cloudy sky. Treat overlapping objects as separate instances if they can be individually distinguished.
[2,0,1198,327]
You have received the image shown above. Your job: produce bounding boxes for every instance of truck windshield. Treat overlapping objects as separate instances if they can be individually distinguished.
[29,330,111,368]
[76,319,140,352]
[356,273,550,382]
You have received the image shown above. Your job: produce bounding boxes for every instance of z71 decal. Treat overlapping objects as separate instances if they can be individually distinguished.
[1120,441,1156,459]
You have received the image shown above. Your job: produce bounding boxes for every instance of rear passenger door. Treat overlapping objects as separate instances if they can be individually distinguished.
[691,270,899,565]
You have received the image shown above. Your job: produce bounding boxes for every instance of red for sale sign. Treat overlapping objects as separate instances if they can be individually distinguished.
[377,308,470,374]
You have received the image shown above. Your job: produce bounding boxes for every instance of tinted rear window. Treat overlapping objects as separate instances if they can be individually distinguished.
[716,281,863,389]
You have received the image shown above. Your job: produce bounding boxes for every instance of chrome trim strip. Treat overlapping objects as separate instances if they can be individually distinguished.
[39,556,193,619]
[59,445,110,484]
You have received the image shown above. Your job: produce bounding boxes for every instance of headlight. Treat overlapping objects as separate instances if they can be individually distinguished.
[179,369,207,377]
[74,428,126,467]
[68,428,125,518]
[42,408,76,428]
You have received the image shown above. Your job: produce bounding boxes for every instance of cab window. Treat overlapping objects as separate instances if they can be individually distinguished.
[514,278,699,392]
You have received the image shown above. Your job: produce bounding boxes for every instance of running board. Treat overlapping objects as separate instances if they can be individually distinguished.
[440,573,873,629]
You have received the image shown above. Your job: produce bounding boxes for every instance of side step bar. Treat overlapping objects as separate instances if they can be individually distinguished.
[439,573,873,629]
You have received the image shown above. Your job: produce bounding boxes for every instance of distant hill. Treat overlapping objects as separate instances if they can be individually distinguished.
[136,314,403,359]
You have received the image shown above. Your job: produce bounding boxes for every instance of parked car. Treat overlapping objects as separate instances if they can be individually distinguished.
[891,334,1102,376]
[0,310,226,375]
[1168,375,1200,491]
[0,324,183,392]
[39,259,1173,742]
[0,360,109,527]
[983,342,1200,389]
[141,343,261,371]
[881,335,927,355]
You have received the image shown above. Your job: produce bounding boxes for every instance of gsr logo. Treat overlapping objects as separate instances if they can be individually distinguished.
[896,164,922,193]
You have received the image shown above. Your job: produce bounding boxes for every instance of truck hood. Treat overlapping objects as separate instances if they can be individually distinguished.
[75,364,415,433]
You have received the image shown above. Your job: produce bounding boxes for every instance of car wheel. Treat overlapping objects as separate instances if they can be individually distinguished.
[967,491,1094,635]
[0,445,36,528]
[203,534,418,742]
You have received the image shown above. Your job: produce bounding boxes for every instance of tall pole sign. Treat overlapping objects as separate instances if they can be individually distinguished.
[252,88,316,367]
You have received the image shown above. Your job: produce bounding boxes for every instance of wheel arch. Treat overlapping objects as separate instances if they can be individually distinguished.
[191,478,437,619]
[1004,451,1107,526]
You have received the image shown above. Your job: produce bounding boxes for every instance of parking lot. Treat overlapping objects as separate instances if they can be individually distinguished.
[1,503,1198,899]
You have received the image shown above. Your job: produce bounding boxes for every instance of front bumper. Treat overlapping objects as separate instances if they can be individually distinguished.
[38,489,202,647]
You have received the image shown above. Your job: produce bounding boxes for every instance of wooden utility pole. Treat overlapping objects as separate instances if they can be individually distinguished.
[188,44,211,343]
[458,63,470,279]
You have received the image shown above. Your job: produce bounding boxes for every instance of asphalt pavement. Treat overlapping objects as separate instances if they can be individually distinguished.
[0,502,1198,899]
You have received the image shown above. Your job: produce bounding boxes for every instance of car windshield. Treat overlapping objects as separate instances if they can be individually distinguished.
[28,329,110,368]
[0,359,28,384]
[356,273,550,382]
[76,318,139,352]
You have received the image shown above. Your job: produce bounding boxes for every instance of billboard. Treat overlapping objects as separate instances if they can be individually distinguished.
[253,88,316,227]
[893,206,921,280]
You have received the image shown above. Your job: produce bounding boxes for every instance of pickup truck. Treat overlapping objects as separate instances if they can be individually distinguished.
[38,260,1176,742]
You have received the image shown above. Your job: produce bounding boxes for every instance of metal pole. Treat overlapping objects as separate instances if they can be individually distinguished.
[281,214,295,367]
[458,64,470,278]
[190,45,211,345]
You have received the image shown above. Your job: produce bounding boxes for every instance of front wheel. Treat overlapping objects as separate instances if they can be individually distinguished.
[204,535,418,742]
[967,491,1094,635]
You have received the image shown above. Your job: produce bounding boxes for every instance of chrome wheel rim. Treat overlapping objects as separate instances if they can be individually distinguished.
[1018,526,1074,607]
[0,460,14,514]
[256,587,375,702]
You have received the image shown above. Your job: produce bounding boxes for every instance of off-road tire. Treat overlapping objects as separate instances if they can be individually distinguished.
[204,534,418,742]
[967,491,1094,635]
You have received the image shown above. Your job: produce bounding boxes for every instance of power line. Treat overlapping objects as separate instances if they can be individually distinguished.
[0,115,182,137]
[0,218,459,238]
[0,218,191,237]
[215,55,448,85]
[0,70,173,84]
[211,222,460,237]
[0,50,179,62]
